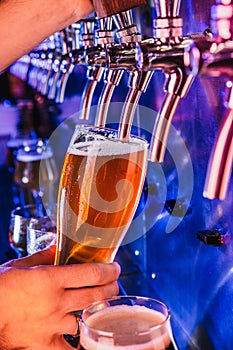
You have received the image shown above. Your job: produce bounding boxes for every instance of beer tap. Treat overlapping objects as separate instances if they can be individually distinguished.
[201,0,233,200]
[46,31,66,100]
[27,45,43,90]
[94,17,124,127]
[118,69,154,140]
[90,0,149,131]
[37,35,56,96]
[136,0,201,162]
[54,25,77,103]
[46,27,77,103]
[203,82,233,200]
[93,10,146,129]
[78,17,105,121]
[111,10,154,140]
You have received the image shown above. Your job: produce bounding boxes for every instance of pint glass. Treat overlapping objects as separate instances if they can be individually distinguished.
[14,139,58,212]
[55,126,148,265]
[78,295,178,350]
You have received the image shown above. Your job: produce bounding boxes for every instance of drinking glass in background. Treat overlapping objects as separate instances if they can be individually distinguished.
[27,215,57,255]
[78,295,178,350]
[6,135,38,173]
[9,202,57,257]
[13,138,59,215]
[55,125,148,265]
[9,204,38,257]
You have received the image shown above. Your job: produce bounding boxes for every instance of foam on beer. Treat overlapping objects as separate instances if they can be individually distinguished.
[68,139,147,157]
[80,304,171,350]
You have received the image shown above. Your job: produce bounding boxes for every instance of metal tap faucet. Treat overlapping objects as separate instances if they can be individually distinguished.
[93,12,141,128]
[203,83,233,200]
[47,31,66,100]
[90,0,147,130]
[109,7,154,139]
[110,9,155,141]
[118,69,154,140]
[95,16,124,127]
[136,0,201,162]
[36,37,53,96]
[79,17,105,121]
[54,25,78,103]
[201,0,233,200]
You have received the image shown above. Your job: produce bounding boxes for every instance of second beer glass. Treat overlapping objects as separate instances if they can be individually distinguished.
[55,126,148,265]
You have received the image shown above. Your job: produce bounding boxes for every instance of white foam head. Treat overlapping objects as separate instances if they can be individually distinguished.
[68,138,148,157]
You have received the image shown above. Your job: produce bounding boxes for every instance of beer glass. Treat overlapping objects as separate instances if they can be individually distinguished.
[7,136,38,173]
[78,295,178,350]
[14,139,58,214]
[55,125,148,265]
[9,204,37,257]
[27,215,57,255]
[9,202,57,256]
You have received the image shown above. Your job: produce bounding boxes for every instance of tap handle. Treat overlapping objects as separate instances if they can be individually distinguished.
[92,0,146,18]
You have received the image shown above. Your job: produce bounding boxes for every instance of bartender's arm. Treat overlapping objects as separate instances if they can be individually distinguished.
[0,0,93,73]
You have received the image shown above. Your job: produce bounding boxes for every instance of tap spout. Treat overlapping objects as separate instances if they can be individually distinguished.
[118,70,154,140]
[79,66,105,121]
[95,68,124,127]
[203,84,233,200]
[149,67,195,162]
[150,92,180,163]
[54,58,74,103]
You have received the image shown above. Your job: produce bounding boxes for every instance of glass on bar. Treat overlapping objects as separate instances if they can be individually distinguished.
[14,138,58,214]
[78,295,178,350]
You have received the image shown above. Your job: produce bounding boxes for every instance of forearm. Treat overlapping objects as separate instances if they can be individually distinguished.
[0,0,93,72]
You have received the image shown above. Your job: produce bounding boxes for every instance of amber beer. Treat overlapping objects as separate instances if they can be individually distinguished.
[14,149,58,190]
[55,127,148,265]
[78,296,178,350]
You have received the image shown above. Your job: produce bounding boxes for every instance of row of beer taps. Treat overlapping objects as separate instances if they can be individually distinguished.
[10,0,233,202]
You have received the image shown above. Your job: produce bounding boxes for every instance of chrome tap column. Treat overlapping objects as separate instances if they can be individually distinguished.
[201,0,233,199]
[136,0,201,162]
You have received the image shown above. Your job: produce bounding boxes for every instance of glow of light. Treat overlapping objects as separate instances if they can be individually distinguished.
[222,0,231,5]
[219,20,231,40]
[22,176,29,184]
[226,81,232,88]
[151,273,156,279]
[134,250,140,256]
[38,140,43,146]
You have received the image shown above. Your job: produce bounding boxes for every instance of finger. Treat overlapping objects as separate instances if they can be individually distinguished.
[55,262,121,289]
[3,245,56,267]
[59,313,79,336]
[61,281,119,312]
